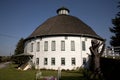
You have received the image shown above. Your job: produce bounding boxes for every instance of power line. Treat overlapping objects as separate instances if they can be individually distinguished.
[0,33,21,39]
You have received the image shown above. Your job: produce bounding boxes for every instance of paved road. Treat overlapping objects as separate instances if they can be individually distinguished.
[0,62,11,68]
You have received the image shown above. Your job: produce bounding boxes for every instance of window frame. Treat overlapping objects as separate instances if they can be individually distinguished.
[51,41,56,51]
[37,42,40,52]
[71,41,75,51]
[44,41,48,51]
[36,58,39,65]
[71,58,76,65]
[44,58,48,65]
[82,41,86,51]
[51,58,55,65]
[31,43,34,52]
[61,58,65,65]
[61,41,65,51]
[83,58,86,65]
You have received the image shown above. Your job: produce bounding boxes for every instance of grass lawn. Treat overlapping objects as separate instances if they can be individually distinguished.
[1,58,119,80]
[0,63,85,80]
[0,64,36,80]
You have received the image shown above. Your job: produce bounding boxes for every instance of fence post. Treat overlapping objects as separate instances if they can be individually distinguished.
[58,67,61,80]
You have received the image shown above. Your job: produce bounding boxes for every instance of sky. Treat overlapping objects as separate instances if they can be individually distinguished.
[0,0,119,56]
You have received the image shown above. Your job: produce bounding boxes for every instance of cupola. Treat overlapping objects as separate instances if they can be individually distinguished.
[56,7,70,15]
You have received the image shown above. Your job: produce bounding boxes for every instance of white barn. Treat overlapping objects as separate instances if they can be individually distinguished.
[23,7,103,70]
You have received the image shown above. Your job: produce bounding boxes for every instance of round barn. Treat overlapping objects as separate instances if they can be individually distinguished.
[24,7,103,70]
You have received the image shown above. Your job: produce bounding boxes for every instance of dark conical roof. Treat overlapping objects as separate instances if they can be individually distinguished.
[27,8,103,40]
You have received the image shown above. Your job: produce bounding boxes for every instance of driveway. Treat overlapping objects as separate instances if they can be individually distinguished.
[0,62,11,68]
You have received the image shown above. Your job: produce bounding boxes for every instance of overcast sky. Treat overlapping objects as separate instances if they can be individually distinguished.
[0,0,119,56]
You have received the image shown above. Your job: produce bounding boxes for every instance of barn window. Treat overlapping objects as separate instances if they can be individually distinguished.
[31,43,34,52]
[82,41,86,51]
[61,41,65,51]
[61,58,65,65]
[51,41,56,51]
[36,58,39,65]
[44,41,48,51]
[71,58,76,65]
[37,42,40,51]
[44,58,48,65]
[71,41,75,51]
[83,58,86,65]
[51,58,55,65]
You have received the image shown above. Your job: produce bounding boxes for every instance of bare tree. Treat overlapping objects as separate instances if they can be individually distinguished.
[89,39,105,78]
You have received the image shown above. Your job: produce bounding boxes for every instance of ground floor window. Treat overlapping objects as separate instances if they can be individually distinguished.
[71,58,76,65]
[83,58,86,65]
[44,58,48,65]
[51,58,55,65]
[36,58,39,65]
[61,58,65,65]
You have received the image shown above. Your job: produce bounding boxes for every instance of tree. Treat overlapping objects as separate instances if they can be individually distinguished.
[89,39,105,79]
[14,38,24,55]
[109,2,120,47]
[12,38,24,65]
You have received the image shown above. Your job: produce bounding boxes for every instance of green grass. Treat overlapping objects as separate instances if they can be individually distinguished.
[0,64,36,80]
[1,58,119,80]
[0,64,85,80]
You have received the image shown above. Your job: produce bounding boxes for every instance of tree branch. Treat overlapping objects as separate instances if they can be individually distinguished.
[100,43,105,56]
[89,47,96,55]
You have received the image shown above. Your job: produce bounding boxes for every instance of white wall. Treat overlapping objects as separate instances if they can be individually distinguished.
[24,36,94,70]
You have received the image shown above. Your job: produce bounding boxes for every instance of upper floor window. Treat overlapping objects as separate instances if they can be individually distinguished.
[51,41,56,51]
[61,41,65,51]
[82,41,86,51]
[31,43,34,52]
[71,41,75,51]
[37,42,40,51]
[44,41,48,51]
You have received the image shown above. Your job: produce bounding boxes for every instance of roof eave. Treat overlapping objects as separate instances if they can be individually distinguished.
[25,33,104,42]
